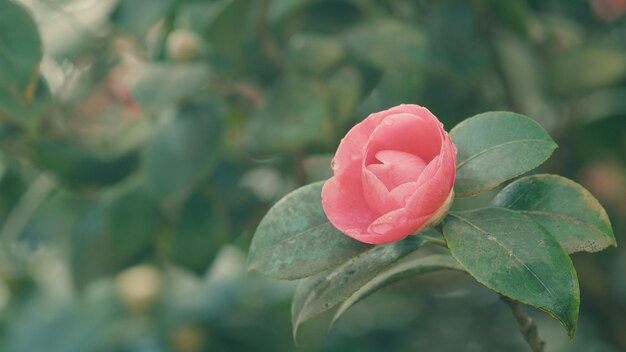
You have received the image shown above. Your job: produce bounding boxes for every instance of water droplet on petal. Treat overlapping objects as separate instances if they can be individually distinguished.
[331,158,339,170]
[371,223,394,235]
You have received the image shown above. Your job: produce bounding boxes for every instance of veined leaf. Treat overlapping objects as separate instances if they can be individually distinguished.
[443,207,579,337]
[291,236,426,338]
[492,174,616,254]
[451,112,557,197]
[247,182,370,280]
[331,254,463,327]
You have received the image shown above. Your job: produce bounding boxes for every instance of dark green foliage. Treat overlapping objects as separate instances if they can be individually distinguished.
[0,0,625,351]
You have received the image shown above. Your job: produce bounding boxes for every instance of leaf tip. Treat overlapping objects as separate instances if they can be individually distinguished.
[328,311,342,332]
[564,314,578,340]
[291,320,301,345]
[245,254,257,272]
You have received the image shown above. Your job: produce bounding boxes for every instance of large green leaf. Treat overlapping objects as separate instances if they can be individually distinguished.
[143,102,223,201]
[443,207,579,337]
[111,0,175,35]
[71,182,165,289]
[341,20,427,70]
[206,0,254,58]
[571,88,626,124]
[165,194,225,275]
[130,63,211,110]
[247,74,332,153]
[331,253,463,327]
[103,184,164,264]
[489,0,530,37]
[451,112,557,197]
[0,0,43,114]
[247,182,370,280]
[355,68,424,118]
[327,66,363,131]
[34,139,138,188]
[287,34,345,74]
[492,174,616,254]
[291,236,426,338]
[551,46,626,96]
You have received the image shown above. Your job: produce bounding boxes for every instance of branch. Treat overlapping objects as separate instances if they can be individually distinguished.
[500,295,546,352]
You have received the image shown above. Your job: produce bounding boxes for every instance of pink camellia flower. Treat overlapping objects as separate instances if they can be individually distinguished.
[322,104,457,245]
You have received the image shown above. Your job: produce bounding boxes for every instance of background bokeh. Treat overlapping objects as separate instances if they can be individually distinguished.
[0,0,625,351]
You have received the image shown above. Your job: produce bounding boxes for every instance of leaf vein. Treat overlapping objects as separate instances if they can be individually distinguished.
[456,139,553,170]
[449,213,558,304]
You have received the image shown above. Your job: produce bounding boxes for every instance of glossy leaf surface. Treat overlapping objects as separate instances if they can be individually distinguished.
[492,174,616,253]
[443,207,579,337]
[451,112,557,197]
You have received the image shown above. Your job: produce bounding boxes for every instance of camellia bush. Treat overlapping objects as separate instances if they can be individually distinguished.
[1,0,626,350]
[248,104,616,351]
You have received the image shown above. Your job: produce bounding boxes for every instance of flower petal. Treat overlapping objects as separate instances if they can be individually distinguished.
[322,174,377,239]
[365,209,430,244]
[322,104,457,245]
[331,109,388,180]
[362,167,403,215]
[407,137,457,216]
[366,150,428,190]
[364,110,443,167]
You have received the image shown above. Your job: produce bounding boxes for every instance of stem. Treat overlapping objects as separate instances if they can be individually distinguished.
[500,295,546,352]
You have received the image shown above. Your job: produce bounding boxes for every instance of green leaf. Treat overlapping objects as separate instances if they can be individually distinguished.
[165,194,225,275]
[0,76,49,119]
[0,0,43,114]
[206,0,254,58]
[111,0,175,35]
[551,46,626,96]
[71,182,165,289]
[331,253,463,327]
[247,182,370,280]
[34,139,138,188]
[571,88,626,124]
[143,101,223,202]
[103,184,164,263]
[291,236,425,338]
[247,74,332,153]
[130,63,211,110]
[287,34,345,74]
[443,207,579,337]
[489,0,530,37]
[327,66,363,130]
[342,20,427,70]
[492,174,616,254]
[451,112,557,197]
[355,68,423,118]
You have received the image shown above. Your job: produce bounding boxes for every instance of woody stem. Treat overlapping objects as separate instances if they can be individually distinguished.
[500,295,546,352]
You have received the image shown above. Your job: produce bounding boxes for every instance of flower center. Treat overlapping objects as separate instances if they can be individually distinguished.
[366,150,427,190]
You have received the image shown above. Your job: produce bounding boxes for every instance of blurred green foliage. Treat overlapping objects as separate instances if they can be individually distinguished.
[0,0,625,351]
